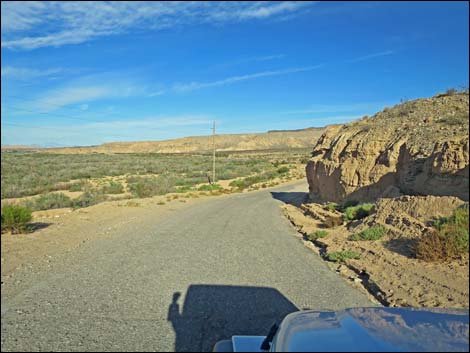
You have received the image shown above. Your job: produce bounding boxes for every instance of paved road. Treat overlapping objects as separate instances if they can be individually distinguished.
[1,181,373,352]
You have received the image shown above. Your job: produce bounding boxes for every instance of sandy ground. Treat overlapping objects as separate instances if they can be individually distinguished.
[282,203,469,308]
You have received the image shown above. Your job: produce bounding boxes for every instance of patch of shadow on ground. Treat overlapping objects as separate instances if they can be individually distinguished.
[270,191,309,207]
[383,238,418,259]
[168,284,298,352]
[27,222,52,232]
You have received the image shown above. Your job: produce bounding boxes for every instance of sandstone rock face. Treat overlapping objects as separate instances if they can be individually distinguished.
[306,92,469,202]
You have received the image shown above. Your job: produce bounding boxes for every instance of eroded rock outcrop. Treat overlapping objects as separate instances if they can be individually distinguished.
[306,92,469,202]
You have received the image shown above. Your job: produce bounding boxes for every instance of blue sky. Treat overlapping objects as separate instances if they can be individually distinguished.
[1,1,468,147]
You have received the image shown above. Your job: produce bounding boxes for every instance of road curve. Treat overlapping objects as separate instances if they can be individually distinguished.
[1,181,374,352]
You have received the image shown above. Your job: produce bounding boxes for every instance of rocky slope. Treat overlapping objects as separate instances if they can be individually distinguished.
[43,128,326,154]
[306,92,469,202]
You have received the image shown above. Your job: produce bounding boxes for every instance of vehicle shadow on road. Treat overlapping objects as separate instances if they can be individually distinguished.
[167,284,298,352]
[270,191,309,207]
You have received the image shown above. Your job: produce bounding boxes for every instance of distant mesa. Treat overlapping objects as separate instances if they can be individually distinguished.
[1,145,43,151]
[37,127,330,154]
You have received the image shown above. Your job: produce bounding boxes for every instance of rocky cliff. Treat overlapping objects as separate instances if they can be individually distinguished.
[306,92,469,202]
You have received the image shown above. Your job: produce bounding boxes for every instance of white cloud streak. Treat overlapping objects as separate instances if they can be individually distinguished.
[2,1,314,50]
[173,64,323,92]
[25,72,148,111]
[1,66,64,80]
[347,50,395,63]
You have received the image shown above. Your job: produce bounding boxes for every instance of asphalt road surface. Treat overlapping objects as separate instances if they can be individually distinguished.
[1,181,374,352]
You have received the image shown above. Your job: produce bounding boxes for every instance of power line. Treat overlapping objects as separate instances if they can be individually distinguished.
[212,120,216,183]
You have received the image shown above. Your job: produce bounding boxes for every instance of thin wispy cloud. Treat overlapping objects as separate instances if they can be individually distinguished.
[87,116,214,129]
[1,115,216,146]
[173,65,323,92]
[1,66,64,80]
[212,54,286,70]
[28,72,149,111]
[2,1,314,50]
[147,90,166,97]
[347,50,395,63]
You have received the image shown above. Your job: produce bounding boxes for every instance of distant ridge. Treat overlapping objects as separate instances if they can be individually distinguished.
[267,127,322,133]
[40,127,330,154]
[1,145,42,151]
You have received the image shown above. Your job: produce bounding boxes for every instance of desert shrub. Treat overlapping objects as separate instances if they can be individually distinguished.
[32,192,72,211]
[350,225,386,241]
[307,230,328,241]
[128,176,175,198]
[72,191,106,209]
[175,185,192,193]
[198,183,222,191]
[445,88,457,96]
[277,166,289,174]
[338,200,359,211]
[344,203,375,221]
[1,205,32,234]
[102,181,124,194]
[324,215,344,228]
[68,182,83,192]
[325,202,339,212]
[325,250,361,262]
[229,171,280,190]
[416,207,469,261]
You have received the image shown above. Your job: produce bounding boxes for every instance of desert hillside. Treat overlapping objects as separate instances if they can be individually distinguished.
[306,92,469,202]
[41,127,327,154]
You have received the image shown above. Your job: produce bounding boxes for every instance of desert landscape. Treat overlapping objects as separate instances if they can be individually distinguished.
[2,90,468,310]
[2,2,468,351]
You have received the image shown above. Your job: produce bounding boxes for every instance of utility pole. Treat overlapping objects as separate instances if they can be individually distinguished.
[212,120,216,184]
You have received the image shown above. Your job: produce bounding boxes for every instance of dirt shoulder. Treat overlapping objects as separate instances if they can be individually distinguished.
[282,197,469,308]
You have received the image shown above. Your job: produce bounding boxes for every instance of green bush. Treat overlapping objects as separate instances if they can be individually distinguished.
[102,181,124,194]
[128,176,175,198]
[340,200,359,210]
[72,191,106,209]
[325,250,361,262]
[1,205,32,234]
[198,183,222,191]
[307,230,328,241]
[350,225,386,241]
[417,206,469,261]
[344,203,374,221]
[68,180,87,192]
[32,192,72,210]
[325,202,339,212]
[276,166,289,174]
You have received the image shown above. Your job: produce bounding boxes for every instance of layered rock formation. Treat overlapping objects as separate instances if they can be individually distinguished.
[306,92,469,202]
